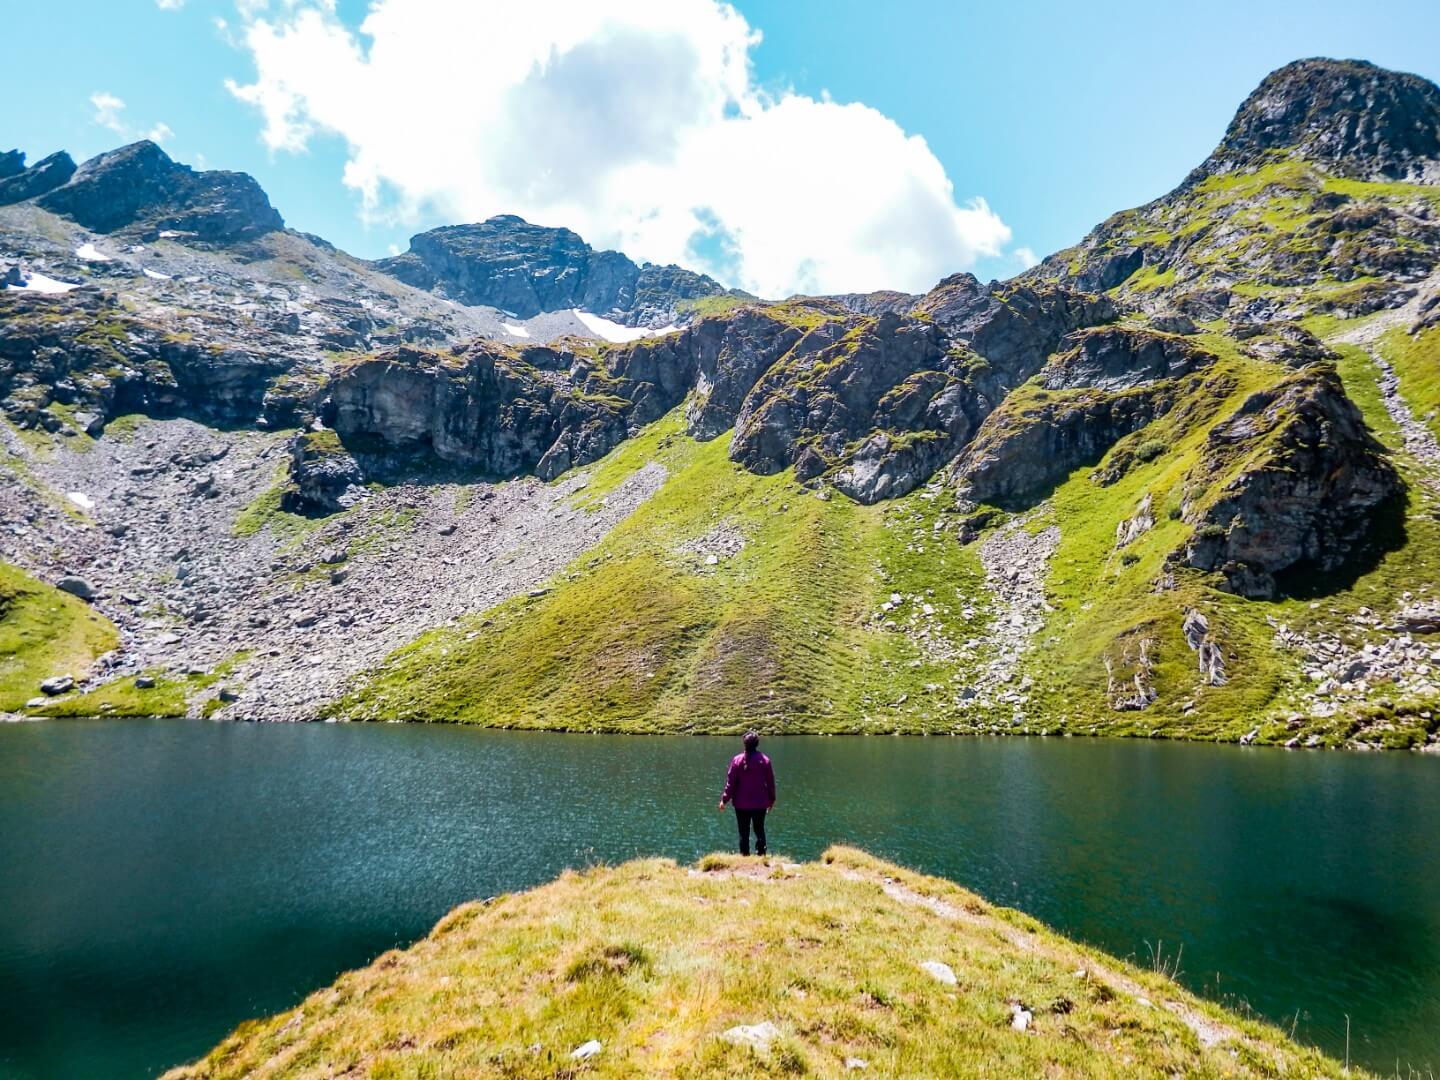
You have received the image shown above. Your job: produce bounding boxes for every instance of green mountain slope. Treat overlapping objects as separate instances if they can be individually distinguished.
[332,60,1440,748]
[3,59,1437,745]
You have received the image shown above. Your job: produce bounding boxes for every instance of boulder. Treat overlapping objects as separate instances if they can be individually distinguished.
[40,675,75,695]
[920,960,958,986]
[569,1040,602,1061]
[56,575,95,600]
[719,1022,782,1052]
[282,430,367,515]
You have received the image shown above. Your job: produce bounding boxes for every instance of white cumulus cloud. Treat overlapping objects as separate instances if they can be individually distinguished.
[1014,246,1039,271]
[90,91,128,134]
[156,0,186,9]
[147,122,175,145]
[226,0,1015,297]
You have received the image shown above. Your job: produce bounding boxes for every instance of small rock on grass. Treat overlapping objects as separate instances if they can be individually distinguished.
[920,960,957,986]
[569,1039,602,1060]
[135,675,156,689]
[845,1058,869,1070]
[720,1021,781,1052]
[1010,1004,1033,1031]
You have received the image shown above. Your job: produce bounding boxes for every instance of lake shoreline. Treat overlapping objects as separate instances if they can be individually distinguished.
[10,707,1440,753]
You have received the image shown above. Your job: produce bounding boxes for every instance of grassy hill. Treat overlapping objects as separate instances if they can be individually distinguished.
[162,847,1354,1079]
[0,561,116,712]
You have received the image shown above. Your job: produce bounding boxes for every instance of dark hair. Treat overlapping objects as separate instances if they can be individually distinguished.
[741,730,760,769]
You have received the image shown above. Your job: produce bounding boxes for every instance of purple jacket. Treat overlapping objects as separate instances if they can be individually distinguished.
[721,751,776,810]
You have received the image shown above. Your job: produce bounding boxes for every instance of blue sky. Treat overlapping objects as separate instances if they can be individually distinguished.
[4,0,1439,295]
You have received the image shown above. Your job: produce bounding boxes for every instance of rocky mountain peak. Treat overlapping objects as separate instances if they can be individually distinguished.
[0,149,77,206]
[374,214,728,326]
[34,140,283,243]
[1198,58,1440,181]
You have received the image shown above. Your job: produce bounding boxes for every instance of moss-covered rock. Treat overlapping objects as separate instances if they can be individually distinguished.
[1179,366,1405,597]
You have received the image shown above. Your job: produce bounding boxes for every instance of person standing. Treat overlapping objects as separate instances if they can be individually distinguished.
[718,731,775,855]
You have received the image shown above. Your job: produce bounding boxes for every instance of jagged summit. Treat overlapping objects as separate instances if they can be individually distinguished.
[1196,58,1440,182]
[17,140,284,243]
[374,214,729,325]
[0,149,77,205]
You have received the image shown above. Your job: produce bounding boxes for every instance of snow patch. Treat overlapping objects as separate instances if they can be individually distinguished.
[66,492,95,511]
[570,310,677,343]
[572,310,649,343]
[6,272,81,294]
[143,268,172,281]
[501,322,531,338]
[158,230,182,239]
[76,242,112,262]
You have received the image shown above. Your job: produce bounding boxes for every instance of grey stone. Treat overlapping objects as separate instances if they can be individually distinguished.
[40,675,75,695]
[56,576,95,600]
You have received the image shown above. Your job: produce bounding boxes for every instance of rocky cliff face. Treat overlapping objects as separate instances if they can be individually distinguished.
[0,290,297,432]
[1179,367,1404,598]
[308,278,1118,508]
[951,328,1222,508]
[375,215,728,325]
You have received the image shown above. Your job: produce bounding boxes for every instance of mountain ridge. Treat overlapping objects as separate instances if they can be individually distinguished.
[375,214,739,327]
[1,56,1439,751]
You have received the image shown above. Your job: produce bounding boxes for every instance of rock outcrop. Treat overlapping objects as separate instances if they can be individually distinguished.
[0,150,76,206]
[1040,327,1215,391]
[952,382,1187,509]
[374,216,727,325]
[951,329,1219,507]
[282,429,367,514]
[308,277,1120,508]
[326,342,625,482]
[36,141,283,242]
[1180,367,1404,597]
[0,290,299,432]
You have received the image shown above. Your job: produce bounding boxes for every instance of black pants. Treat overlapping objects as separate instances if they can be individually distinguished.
[735,807,767,855]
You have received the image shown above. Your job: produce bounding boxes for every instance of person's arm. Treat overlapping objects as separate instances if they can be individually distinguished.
[766,759,776,808]
[718,759,738,810]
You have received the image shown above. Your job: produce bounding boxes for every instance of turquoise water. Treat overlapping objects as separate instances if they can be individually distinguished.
[0,720,1436,1078]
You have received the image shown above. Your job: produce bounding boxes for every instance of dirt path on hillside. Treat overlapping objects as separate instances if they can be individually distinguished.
[1333,271,1440,493]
